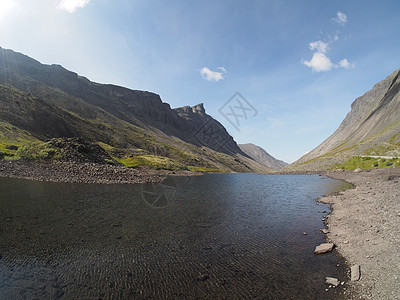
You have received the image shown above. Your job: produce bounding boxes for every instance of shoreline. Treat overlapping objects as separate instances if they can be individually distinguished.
[322,168,400,299]
[0,160,200,184]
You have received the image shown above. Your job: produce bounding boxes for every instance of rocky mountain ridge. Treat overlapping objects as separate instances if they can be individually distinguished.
[290,68,400,171]
[0,46,270,172]
[238,143,287,170]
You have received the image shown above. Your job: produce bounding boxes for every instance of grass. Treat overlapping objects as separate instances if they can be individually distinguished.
[333,156,400,170]
[0,120,41,159]
[186,166,226,173]
[117,155,187,170]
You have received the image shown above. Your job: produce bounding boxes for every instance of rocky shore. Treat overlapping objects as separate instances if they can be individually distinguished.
[0,160,198,184]
[322,168,400,299]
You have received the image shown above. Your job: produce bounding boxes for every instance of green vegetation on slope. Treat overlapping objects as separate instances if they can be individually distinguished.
[117,155,186,170]
[334,156,400,170]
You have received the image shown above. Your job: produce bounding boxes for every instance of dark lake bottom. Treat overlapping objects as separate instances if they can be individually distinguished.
[0,174,352,299]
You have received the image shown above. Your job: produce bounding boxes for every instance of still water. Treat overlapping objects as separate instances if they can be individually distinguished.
[0,174,352,299]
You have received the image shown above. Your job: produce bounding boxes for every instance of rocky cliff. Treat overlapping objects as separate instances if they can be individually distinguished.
[290,68,400,171]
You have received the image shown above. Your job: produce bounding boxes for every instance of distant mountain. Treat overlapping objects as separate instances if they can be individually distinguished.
[290,68,400,171]
[0,46,271,172]
[238,143,287,170]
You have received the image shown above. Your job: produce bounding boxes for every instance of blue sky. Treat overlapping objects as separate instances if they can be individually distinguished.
[1,0,400,162]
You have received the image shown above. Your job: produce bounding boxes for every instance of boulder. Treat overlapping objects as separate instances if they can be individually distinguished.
[325,277,339,287]
[314,243,334,254]
[351,265,361,281]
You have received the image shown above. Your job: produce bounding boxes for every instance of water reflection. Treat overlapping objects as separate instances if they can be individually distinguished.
[0,174,352,299]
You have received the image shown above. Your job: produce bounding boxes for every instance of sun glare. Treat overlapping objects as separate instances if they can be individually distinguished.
[0,0,16,18]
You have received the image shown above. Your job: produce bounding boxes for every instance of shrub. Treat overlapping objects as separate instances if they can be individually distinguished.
[16,144,36,159]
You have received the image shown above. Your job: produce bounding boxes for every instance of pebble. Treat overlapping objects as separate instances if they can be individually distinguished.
[198,274,210,281]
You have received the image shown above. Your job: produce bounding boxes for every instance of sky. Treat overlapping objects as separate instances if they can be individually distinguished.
[1,0,400,163]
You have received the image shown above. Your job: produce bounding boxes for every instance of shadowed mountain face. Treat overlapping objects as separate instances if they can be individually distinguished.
[0,46,242,155]
[238,143,287,170]
[290,68,400,171]
[0,46,270,172]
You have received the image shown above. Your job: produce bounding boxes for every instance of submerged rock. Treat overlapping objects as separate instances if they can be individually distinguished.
[325,277,340,287]
[314,243,335,254]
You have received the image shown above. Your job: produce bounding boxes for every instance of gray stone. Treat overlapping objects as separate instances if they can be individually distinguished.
[351,265,361,281]
[325,277,340,287]
[314,243,334,254]
[320,229,329,234]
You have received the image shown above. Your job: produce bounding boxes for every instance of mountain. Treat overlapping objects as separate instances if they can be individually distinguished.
[238,143,287,170]
[289,68,400,171]
[0,46,271,172]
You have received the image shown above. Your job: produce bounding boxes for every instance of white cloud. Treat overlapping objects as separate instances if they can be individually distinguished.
[309,40,329,53]
[303,52,334,72]
[339,59,354,69]
[332,11,348,26]
[217,66,227,73]
[303,11,353,72]
[199,67,225,82]
[58,0,91,13]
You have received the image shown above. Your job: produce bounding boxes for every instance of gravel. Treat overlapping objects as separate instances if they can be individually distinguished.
[322,168,400,299]
[0,160,198,184]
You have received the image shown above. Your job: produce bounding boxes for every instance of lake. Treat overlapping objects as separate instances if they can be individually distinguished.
[0,174,352,299]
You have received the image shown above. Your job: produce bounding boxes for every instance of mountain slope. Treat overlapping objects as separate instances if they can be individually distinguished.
[238,143,287,170]
[0,46,271,172]
[0,46,245,155]
[290,68,400,171]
